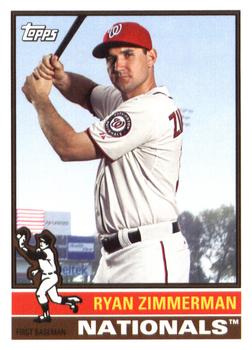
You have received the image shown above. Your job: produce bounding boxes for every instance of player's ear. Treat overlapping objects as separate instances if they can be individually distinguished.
[147,48,157,67]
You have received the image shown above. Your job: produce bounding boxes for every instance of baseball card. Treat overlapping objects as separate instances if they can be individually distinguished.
[1,0,251,348]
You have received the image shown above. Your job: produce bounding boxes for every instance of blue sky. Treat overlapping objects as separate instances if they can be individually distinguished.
[15,14,236,236]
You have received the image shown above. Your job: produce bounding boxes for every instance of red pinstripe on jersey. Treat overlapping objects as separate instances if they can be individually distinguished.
[160,241,168,283]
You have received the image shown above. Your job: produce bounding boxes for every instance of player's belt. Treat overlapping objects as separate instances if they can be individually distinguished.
[101,221,180,254]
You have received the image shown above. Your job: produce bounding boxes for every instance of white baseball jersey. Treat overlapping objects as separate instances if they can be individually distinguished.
[88,85,183,235]
[38,248,57,273]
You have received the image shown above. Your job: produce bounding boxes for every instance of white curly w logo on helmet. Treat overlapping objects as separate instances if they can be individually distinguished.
[108,23,122,38]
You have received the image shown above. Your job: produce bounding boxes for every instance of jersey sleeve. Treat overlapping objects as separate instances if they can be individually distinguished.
[88,94,173,161]
[25,248,46,261]
[90,85,123,120]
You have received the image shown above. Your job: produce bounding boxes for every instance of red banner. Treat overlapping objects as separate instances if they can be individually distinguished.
[12,291,241,315]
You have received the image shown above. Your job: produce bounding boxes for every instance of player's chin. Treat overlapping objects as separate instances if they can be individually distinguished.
[113,77,130,88]
[114,81,134,95]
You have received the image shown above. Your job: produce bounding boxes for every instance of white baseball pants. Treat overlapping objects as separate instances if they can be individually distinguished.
[93,232,190,284]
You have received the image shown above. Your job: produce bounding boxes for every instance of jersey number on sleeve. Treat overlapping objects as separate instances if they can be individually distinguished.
[169,109,183,138]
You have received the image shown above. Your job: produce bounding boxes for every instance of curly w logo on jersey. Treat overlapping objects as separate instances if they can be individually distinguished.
[105,111,132,137]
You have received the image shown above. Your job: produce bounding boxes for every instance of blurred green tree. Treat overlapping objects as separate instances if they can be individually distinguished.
[179,205,236,283]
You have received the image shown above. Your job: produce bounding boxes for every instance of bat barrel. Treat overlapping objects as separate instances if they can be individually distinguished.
[54,16,86,58]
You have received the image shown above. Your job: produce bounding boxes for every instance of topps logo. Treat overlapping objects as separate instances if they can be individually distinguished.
[21,22,59,42]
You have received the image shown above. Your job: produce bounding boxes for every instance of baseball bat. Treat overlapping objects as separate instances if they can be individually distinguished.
[54,15,86,58]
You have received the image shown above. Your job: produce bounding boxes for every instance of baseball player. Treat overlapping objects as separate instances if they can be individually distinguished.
[16,227,82,322]
[22,21,190,283]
